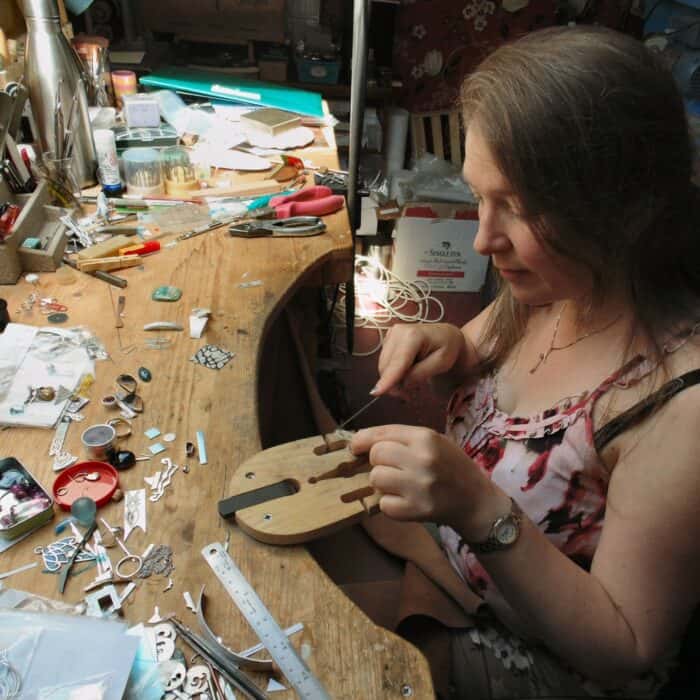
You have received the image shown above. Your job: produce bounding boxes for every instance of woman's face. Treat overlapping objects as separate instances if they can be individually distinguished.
[463,123,591,306]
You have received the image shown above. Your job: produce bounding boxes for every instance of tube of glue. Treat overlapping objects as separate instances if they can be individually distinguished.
[118,240,161,256]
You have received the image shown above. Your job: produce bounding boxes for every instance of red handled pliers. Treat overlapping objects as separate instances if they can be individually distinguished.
[249,185,345,219]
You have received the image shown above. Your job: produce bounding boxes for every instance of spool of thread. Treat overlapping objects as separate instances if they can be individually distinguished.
[93,128,122,195]
[111,70,137,109]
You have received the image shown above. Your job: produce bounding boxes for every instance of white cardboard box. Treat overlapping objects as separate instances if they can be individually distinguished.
[392,202,487,292]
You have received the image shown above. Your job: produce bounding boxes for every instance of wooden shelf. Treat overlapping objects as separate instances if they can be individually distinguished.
[270,80,400,103]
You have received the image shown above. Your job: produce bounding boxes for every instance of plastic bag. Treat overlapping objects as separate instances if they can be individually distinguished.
[390,153,476,205]
[37,672,113,700]
[0,626,41,699]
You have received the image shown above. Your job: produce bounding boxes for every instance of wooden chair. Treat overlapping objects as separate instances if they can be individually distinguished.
[409,110,464,167]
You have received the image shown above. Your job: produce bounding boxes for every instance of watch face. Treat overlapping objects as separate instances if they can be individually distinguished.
[495,518,519,546]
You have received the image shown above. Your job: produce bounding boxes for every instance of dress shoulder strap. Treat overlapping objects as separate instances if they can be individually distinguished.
[594,368,700,452]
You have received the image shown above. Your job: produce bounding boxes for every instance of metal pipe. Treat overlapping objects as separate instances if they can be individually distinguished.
[345,0,372,354]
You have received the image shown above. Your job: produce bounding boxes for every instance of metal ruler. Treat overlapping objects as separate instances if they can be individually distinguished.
[202,542,330,700]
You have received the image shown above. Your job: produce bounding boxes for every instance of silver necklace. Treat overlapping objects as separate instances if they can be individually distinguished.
[529,303,621,374]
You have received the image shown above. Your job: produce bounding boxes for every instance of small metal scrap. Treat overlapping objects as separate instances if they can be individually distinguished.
[183,590,197,612]
[138,543,174,578]
[0,561,38,581]
[237,279,263,288]
[190,344,235,370]
[163,577,173,592]
[85,584,122,617]
[148,458,179,502]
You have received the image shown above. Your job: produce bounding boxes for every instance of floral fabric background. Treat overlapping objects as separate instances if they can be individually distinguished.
[392,0,640,113]
[393,0,557,113]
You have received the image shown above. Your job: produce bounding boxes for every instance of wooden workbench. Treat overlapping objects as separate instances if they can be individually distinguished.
[0,159,435,698]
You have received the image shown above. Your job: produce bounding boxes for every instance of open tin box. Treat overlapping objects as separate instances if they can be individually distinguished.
[0,457,54,540]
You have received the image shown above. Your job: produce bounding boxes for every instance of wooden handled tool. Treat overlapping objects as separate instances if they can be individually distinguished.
[219,433,379,545]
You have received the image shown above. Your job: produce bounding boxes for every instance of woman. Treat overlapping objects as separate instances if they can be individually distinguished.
[349,25,700,699]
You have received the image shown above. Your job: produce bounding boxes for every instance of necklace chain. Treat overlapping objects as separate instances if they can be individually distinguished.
[529,303,621,374]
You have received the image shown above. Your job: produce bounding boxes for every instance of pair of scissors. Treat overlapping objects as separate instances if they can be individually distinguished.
[247,185,345,219]
[229,216,326,238]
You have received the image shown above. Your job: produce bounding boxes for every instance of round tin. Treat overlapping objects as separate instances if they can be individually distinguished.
[81,423,117,460]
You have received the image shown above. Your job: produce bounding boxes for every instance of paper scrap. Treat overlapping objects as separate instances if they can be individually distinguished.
[124,489,147,541]
[149,442,166,455]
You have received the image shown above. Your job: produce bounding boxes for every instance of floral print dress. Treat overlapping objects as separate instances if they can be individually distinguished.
[438,357,678,698]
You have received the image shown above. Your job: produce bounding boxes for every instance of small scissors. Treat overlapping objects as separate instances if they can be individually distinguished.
[229,216,326,238]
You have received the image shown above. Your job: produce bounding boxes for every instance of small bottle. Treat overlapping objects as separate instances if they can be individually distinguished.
[93,128,122,195]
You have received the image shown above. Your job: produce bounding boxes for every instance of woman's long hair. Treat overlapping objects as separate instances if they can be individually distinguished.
[460,25,700,372]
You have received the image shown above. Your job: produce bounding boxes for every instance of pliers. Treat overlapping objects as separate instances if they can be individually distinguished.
[245,185,344,219]
[229,216,326,238]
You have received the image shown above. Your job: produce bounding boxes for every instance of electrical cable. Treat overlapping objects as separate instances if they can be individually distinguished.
[333,254,445,357]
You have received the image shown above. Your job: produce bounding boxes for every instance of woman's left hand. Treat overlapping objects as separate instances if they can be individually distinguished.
[350,424,499,531]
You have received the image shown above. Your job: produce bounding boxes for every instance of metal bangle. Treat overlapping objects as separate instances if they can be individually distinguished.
[116,554,142,578]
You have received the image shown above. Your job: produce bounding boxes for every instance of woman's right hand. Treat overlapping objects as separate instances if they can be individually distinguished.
[372,323,470,398]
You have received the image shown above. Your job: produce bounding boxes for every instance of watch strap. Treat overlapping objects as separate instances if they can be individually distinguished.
[468,498,523,554]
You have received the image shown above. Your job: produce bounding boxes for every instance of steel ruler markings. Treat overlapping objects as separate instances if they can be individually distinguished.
[202,542,330,700]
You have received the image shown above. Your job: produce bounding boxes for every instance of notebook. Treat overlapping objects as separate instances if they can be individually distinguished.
[139,66,325,120]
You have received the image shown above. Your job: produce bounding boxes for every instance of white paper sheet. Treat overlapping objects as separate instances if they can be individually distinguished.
[0,324,95,428]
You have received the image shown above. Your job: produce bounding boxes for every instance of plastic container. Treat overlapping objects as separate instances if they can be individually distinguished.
[161,146,198,196]
[111,69,137,109]
[111,124,178,153]
[93,128,122,195]
[121,147,164,196]
[295,55,340,85]
[0,457,53,540]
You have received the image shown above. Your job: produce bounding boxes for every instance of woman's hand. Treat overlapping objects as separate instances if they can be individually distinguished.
[372,323,471,399]
[351,424,502,533]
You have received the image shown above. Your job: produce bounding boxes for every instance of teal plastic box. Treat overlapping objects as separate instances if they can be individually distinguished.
[295,56,340,85]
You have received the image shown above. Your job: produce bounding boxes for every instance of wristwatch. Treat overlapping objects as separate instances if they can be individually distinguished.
[468,498,523,554]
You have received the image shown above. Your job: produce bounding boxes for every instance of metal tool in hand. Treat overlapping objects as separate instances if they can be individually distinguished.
[336,394,381,431]
[229,216,326,238]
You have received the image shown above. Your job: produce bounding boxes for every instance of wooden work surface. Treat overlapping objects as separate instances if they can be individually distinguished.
[0,159,434,696]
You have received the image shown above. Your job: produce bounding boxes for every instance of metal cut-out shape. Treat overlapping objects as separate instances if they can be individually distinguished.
[190,344,235,370]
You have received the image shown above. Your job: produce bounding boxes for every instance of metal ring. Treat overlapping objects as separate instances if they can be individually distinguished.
[107,417,132,438]
[101,394,118,409]
[116,554,142,579]
[116,374,137,395]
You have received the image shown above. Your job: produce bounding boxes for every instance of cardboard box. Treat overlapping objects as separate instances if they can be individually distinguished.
[392,202,487,292]
[0,178,33,284]
[139,0,286,43]
[1,181,71,277]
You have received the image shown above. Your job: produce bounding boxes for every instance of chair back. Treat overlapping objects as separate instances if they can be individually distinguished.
[409,110,464,167]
